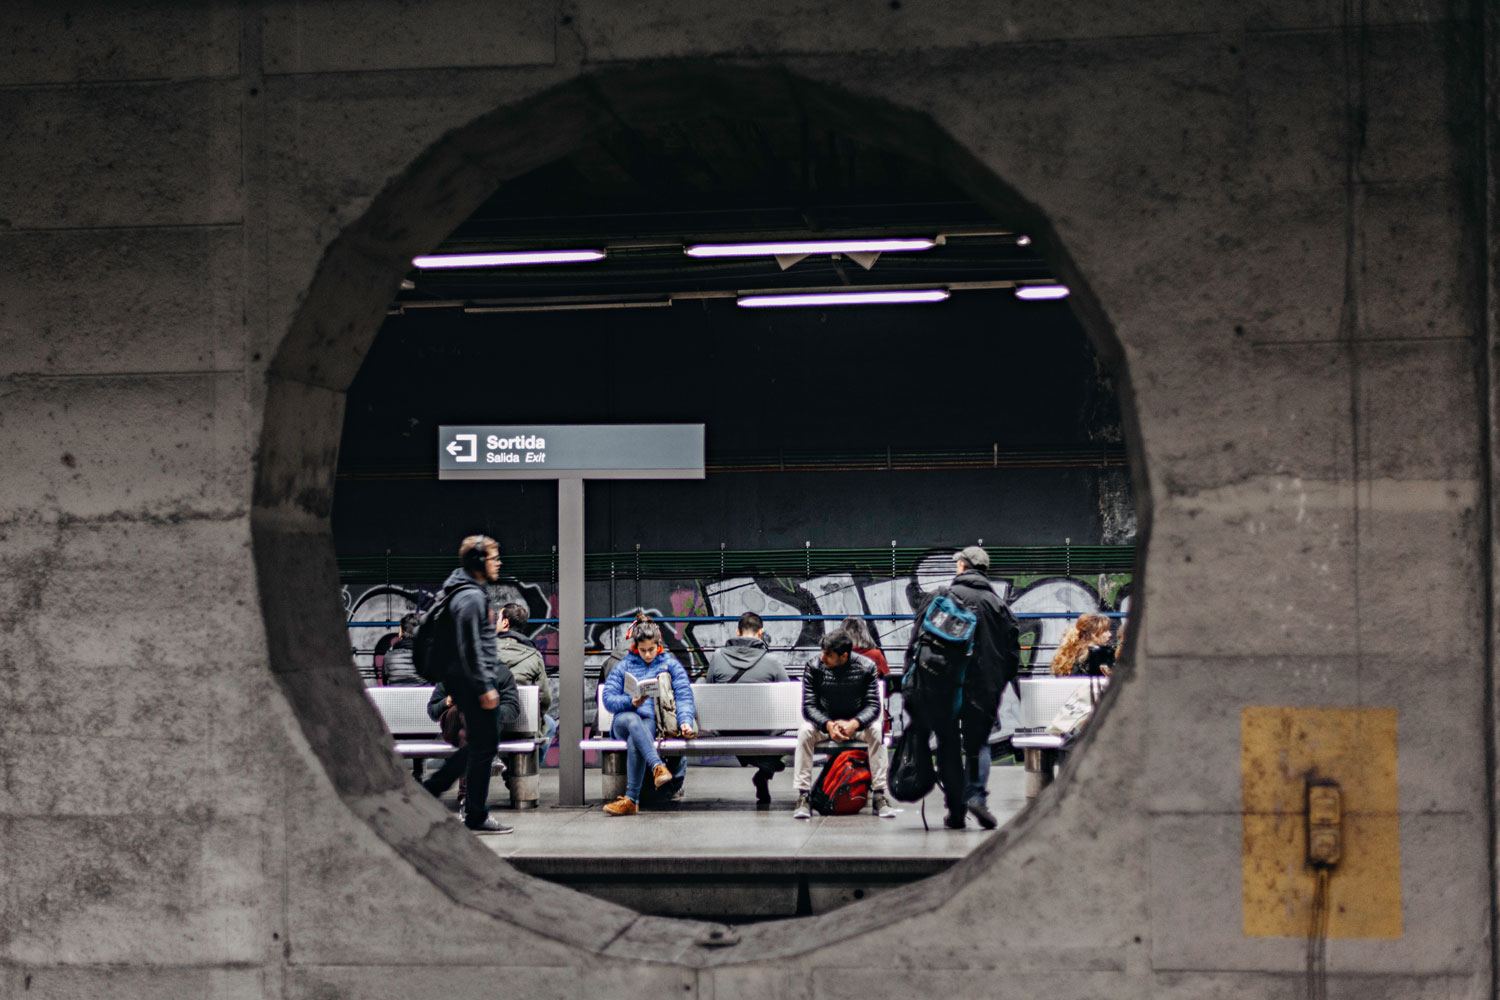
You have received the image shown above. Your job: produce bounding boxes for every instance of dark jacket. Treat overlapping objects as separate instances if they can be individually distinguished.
[438,568,520,726]
[706,636,789,684]
[496,629,551,713]
[382,635,422,686]
[801,651,880,730]
[944,570,1022,720]
[1075,644,1115,676]
[427,683,449,722]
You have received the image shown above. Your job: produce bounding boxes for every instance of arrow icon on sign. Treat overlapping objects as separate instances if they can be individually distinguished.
[447,433,477,462]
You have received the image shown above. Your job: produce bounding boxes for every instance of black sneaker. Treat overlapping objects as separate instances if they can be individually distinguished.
[944,812,967,830]
[753,769,772,804]
[466,815,514,834]
[967,799,998,830]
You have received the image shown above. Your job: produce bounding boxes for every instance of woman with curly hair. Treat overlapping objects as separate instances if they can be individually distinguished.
[1050,612,1115,677]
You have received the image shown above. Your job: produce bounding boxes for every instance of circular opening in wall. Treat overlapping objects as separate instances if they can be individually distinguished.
[253,65,1145,952]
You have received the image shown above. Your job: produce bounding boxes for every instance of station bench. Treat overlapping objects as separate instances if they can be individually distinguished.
[365,684,545,808]
[1011,675,1109,797]
[580,680,887,802]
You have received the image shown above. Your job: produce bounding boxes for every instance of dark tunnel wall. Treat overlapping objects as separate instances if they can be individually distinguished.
[333,290,1128,556]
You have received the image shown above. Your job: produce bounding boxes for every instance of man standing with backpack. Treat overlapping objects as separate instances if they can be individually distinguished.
[418,535,520,833]
[905,546,1021,830]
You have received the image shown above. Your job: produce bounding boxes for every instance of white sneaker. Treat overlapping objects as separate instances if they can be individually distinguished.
[793,793,812,819]
[872,793,897,819]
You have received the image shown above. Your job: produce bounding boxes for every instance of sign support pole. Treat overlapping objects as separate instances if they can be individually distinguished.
[437,424,703,811]
[557,476,586,806]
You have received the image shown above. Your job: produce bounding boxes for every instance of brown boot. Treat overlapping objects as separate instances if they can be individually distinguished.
[652,763,673,787]
[602,796,638,816]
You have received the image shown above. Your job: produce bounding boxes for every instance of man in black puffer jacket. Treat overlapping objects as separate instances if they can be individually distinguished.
[791,631,895,819]
[381,613,424,685]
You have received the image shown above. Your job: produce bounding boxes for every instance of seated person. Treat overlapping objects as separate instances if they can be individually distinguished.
[839,615,890,675]
[1050,613,1115,677]
[495,602,555,752]
[705,611,791,804]
[380,613,424,685]
[599,622,697,816]
[597,610,652,689]
[791,631,895,820]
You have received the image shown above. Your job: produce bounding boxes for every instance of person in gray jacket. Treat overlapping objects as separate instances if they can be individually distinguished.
[495,602,555,752]
[380,612,424,685]
[706,611,790,804]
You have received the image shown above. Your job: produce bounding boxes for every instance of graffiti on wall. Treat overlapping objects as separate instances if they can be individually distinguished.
[344,549,1130,684]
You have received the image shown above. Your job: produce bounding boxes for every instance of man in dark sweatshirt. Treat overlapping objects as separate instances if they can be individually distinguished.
[419,535,520,834]
[705,611,790,803]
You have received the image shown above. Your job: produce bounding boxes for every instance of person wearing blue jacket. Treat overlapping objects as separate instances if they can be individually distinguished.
[599,621,697,816]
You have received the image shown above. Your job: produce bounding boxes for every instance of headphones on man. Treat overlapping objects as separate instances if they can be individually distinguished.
[460,535,497,574]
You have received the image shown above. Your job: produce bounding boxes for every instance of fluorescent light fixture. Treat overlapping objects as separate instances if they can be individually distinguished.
[737,289,950,308]
[686,238,936,258]
[1015,284,1069,300]
[1015,235,1032,246]
[411,250,605,268]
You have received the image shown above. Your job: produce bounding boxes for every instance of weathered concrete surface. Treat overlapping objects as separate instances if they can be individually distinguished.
[1,3,1495,999]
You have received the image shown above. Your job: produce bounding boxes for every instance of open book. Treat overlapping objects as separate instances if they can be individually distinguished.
[622,671,660,700]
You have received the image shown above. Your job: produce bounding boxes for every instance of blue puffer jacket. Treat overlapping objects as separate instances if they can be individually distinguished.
[601,649,696,728]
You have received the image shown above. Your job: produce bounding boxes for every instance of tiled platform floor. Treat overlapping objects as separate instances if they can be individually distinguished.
[429,759,1030,861]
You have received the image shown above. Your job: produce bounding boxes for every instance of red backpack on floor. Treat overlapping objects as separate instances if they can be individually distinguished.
[811,750,872,815]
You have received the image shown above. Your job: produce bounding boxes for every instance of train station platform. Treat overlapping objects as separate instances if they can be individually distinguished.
[442,761,1028,921]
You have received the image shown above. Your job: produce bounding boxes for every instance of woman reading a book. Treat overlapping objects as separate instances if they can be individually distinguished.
[599,621,697,816]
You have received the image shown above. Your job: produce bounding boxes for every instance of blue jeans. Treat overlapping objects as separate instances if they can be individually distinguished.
[960,706,992,807]
[611,712,663,801]
[538,714,558,755]
[965,743,991,806]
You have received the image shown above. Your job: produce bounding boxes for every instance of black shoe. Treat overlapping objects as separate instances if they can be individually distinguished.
[967,800,998,830]
[466,815,513,834]
[944,812,967,830]
[752,769,772,804]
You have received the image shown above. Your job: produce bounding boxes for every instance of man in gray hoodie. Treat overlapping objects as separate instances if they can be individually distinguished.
[706,611,791,804]
[419,535,519,834]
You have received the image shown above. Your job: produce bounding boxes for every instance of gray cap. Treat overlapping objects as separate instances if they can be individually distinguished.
[955,545,990,572]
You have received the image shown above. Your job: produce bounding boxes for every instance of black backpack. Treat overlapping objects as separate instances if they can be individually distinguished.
[888,722,937,803]
[410,582,479,684]
[903,589,977,726]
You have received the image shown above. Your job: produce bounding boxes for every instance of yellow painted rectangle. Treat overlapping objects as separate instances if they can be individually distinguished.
[1241,706,1401,939]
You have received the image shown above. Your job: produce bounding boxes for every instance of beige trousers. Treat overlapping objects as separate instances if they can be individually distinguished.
[792,720,889,793]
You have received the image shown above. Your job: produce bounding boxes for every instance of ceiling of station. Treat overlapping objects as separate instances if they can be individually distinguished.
[391,116,1054,312]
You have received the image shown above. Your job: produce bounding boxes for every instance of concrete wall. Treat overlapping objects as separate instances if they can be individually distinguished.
[0,3,1493,999]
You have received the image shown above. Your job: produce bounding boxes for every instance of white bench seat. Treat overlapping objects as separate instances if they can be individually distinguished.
[584,735,868,754]
[366,684,545,808]
[1013,675,1109,796]
[579,680,886,801]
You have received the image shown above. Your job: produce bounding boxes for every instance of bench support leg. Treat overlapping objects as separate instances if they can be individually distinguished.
[601,751,627,802]
[1024,748,1057,798]
[506,750,540,809]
